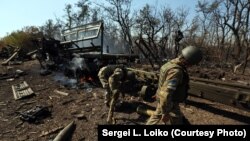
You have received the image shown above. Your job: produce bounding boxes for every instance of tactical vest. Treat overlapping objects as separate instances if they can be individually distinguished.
[158,61,189,102]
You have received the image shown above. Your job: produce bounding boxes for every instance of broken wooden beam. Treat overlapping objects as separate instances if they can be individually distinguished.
[1,50,19,66]
[54,90,69,96]
[189,81,250,110]
[190,77,250,91]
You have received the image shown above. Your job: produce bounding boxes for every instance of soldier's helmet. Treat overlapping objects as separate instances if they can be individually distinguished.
[181,46,202,65]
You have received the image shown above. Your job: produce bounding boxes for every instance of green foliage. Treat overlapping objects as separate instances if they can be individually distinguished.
[1,26,43,54]
[0,39,5,49]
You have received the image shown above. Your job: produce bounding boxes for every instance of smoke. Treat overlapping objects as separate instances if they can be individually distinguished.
[53,73,78,88]
[53,56,89,89]
[69,56,87,72]
[63,56,89,78]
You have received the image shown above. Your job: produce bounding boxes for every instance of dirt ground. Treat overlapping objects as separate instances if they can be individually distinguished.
[0,60,249,141]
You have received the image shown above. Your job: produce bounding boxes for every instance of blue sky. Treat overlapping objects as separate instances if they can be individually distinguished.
[0,0,197,38]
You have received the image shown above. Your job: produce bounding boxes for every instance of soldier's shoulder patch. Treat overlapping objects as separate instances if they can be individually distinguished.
[167,78,178,90]
[168,79,177,86]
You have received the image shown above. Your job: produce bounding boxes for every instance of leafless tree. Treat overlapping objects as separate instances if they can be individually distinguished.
[64,4,74,29]
[74,0,91,25]
[134,4,163,57]
[241,1,250,74]
[40,19,62,39]
[223,0,249,58]
[98,0,134,53]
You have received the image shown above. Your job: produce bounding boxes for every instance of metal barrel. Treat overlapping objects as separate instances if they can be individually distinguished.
[136,105,154,116]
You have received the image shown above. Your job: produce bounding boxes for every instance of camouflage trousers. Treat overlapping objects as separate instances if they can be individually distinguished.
[107,90,120,123]
[104,88,111,106]
[146,102,184,125]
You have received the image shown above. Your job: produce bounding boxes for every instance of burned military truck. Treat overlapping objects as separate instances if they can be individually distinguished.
[60,20,138,78]
[37,21,138,80]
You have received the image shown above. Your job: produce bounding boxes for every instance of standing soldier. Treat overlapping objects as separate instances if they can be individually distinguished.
[146,46,202,125]
[174,30,184,57]
[175,30,184,43]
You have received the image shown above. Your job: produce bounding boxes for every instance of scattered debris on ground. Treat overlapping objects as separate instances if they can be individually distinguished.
[0,60,249,140]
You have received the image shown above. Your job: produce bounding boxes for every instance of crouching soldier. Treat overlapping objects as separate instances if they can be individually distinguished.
[107,68,137,123]
[106,68,124,123]
[98,65,137,123]
[98,65,124,106]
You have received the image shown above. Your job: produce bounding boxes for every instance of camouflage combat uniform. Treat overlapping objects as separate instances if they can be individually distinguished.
[146,57,189,125]
[98,65,137,123]
[106,68,124,123]
[98,65,122,105]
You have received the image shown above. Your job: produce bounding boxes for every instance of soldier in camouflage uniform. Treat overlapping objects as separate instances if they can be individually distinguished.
[98,65,122,106]
[98,65,125,123]
[106,68,125,123]
[146,46,202,125]
[98,65,137,123]
[107,69,137,123]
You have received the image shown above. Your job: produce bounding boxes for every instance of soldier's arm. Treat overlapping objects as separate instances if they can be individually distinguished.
[158,68,183,115]
[98,67,109,88]
[108,73,123,93]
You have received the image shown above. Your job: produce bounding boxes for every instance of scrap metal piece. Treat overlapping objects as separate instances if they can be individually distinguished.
[17,105,51,123]
[12,81,34,100]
